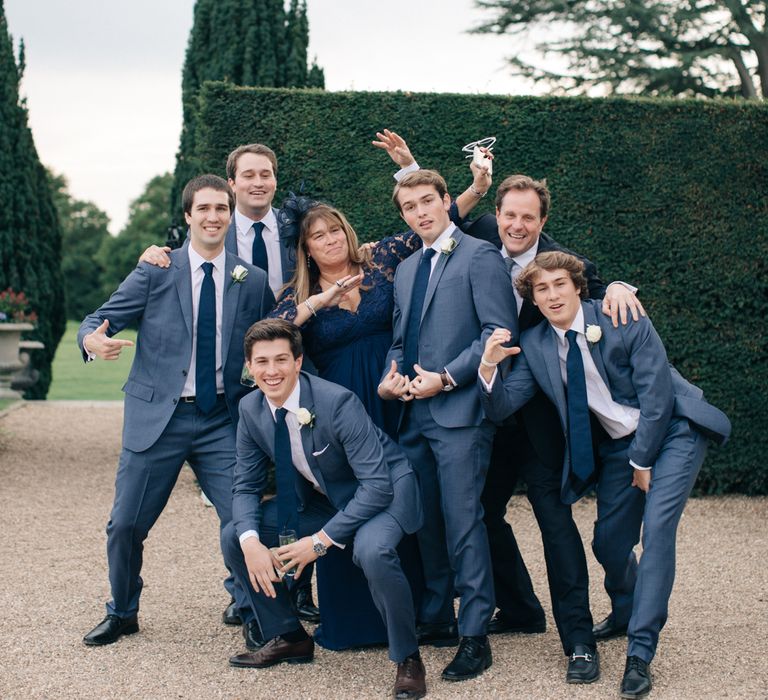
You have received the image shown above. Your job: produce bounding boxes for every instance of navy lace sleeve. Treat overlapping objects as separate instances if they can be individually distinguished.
[267,286,300,322]
[448,199,463,227]
[368,230,422,282]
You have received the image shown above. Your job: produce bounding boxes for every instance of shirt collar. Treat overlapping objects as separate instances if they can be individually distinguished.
[501,238,539,268]
[425,222,457,254]
[187,243,226,273]
[264,377,301,419]
[552,305,585,345]
[235,206,276,234]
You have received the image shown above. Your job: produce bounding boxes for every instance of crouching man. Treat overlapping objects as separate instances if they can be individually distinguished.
[478,251,731,698]
[222,318,427,700]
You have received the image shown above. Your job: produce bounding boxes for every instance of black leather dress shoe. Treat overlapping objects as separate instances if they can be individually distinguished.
[621,656,652,699]
[292,587,321,624]
[416,621,459,648]
[566,644,600,684]
[593,614,628,641]
[487,611,546,635]
[83,614,139,646]
[229,635,314,668]
[243,620,265,650]
[222,598,242,626]
[441,636,492,681]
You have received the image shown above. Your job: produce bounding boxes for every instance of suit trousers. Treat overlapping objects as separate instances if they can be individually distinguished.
[592,417,707,662]
[106,396,239,617]
[484,421,594,655]
[399,399,495,637]
[223,491,418,662]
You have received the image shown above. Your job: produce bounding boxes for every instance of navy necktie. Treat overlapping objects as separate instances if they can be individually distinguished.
[195,262,217,414]
[403,248,436,379]
[565,329,596,483]
[251,221,268,272]
[274,408,300,533]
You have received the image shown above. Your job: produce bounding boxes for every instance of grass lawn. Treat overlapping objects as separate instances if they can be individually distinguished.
[47,321,137,400]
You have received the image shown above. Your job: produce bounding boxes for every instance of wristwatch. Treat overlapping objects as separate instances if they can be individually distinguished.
[311,533,328,557]
[439,370,455,392]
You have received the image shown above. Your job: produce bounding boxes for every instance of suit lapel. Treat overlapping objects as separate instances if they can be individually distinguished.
[298,374,327,494]
[173,249,193,340]
[256,391,277,461]
[396,253,421,329]
[221,253,241,366]
[421,229,462,320]
[225,217,238,255]
[582,302,611,388]
[541,324,568,425]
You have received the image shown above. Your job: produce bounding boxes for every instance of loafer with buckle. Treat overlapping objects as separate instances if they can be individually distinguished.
[593,614,628,641]
[441,635,492,681]
[292,586,321,624]
[83,614,139,646]
[222,598,242,626]
[566,643,600,684]
[487,611,546,635]
[393,655,427,699]
[621,656,652,698]
[416,621,458,648]
[229,635,314,668]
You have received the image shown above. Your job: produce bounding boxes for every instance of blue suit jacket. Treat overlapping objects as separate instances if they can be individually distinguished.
[384,228,518,428]
[77,246,275,453]
[232,372,423,544]
[224,208,296,285]
[481,299,731,503]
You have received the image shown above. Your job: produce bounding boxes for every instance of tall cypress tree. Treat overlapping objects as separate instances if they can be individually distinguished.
[0,1,65,398]
[171,0,325,219]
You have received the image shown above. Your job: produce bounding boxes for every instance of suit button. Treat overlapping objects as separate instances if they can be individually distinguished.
[172,398,178,405]
[182,370,187,376]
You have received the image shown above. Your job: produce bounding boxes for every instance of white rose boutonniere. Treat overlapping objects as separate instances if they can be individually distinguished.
[585,324,602,344]
[231,265,248,283]
[296,407,315,428]
[440,238,457,256]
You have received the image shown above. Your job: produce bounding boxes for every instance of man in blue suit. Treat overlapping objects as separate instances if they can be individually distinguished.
[378,169,518,681]
[222,319,427,700]
[479,251,731,696]
[78,174,275,646]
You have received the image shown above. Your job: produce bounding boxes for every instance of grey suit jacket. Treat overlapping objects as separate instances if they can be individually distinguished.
[78,246,275,452]
[225,207,296,284]
[481,299,731,503]
[383,227,518,428]
[232,372,423,544]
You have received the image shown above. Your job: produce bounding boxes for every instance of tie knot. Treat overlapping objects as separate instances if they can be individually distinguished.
[275,407,288,423]
[201,261,214,277]
[422,248,436,263]
[565,329,579,346]
[252,221,266,235]
[504,256,516,273]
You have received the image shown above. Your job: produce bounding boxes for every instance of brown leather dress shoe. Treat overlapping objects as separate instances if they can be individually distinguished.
[393,656,427,699]
[229,635,314,668]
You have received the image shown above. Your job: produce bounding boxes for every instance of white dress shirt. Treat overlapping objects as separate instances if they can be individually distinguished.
[234,207,283,294]
[239,380,341,547]
[182,245,225,397]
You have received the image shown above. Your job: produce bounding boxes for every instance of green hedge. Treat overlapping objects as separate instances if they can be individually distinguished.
[191,83,768,495]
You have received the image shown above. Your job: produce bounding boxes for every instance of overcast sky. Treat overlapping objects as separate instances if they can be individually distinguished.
[5,0,536,232]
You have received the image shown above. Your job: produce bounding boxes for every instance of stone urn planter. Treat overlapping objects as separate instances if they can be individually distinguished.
[0,322,34,398]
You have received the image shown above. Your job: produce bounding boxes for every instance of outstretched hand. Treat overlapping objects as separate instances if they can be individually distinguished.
[316,273,364,309]
[84,320,134,361]
[601,283,646,328]
[139,245,172,268]
[482,328,521,365]
[372,129,415,168]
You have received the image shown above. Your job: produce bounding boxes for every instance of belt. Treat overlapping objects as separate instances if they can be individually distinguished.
[180,393,225,403]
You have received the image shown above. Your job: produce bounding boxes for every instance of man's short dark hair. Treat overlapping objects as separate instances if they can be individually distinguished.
[516,251,589,302]
[495,174,551,219]
[182,174,234,215]
[226,144,279,181]
[243,318,303,360]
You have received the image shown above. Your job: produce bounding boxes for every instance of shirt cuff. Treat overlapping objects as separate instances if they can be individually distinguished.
[82,335,97,362]
[629,460,651,471]
[321,528,345,549]
[239,530,259,544]
[443,367,458,388]
[394,161,419,181]
[478,366,499,393]
[607,280,638,294]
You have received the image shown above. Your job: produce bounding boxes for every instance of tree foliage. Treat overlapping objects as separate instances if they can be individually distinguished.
[49,171,111,320]
[172,0,325,218]
[0,0,65,397]
[98,173,173,298]
[472,0,768,99]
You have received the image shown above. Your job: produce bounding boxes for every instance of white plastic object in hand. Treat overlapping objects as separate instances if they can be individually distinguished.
[462,137,496,176]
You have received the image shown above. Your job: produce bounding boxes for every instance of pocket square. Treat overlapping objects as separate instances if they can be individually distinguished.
[312,444,330,457]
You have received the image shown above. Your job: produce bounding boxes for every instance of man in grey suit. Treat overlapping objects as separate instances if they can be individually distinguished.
[78,174,274,646]
[221,319,427,700]
[479,251,731,697]
[378,169,518,681]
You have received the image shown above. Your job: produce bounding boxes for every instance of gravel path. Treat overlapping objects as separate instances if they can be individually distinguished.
[1,401,766,699]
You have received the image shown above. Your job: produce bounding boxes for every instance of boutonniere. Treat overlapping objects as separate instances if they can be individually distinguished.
[231,265,248,283]
[585,324,603,344]
[296,407,316,428]
[440,238,457,256]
